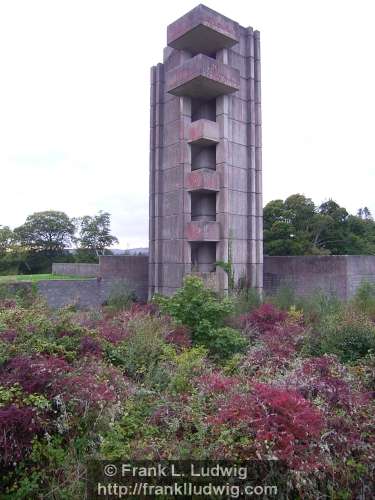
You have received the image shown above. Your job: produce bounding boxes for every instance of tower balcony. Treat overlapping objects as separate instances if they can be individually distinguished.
[188,119,219,146]
[167,4,239,56]
[166,54,240,99]
[185,221,220,242]
[186,169,219,192]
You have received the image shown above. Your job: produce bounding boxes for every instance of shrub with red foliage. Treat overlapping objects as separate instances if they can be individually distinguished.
[165,326,192,349]
[196,372,240,395]
[211,383,324,469]
[0,329,17,342]
[243,304,288,334]
[284,356,370,411]
[0,404,42,465]
[241,322,305,376]
[79,336,103,357]
[57,373,116,411]
[0,355,70,396]
[116,303,158,324]
[97,320,129,344]
[282,356,375,470]
[0,299,17,310]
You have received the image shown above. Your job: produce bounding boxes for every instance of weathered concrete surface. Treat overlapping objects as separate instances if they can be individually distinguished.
[5,275,148,309]
[52,263,99,277]
[188,119,219,145]
[186,221,220,241]
[150,5,263,297]
[167,4,239,55]
[99,255,149,300]
[186,169,220,192]
[264,256,375,300]
[166,54,240,98]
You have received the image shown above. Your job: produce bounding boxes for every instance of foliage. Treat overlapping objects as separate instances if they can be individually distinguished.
[264,194,375,256]
[0,286,375,498]
[14,211,75,254]
[106,280,136,311]
[0,226,14,256]
[0,209,118,276]
[75,211,118,256]
[305,309,375,363]
[154,275,246,361]
[352,280,375,318]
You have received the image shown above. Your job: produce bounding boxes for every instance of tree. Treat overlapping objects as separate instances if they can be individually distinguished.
[264,195,375,256]
[264,194,329,256]
[76,211,118,256]
[14,211,75,255]
[357,207,373,221]
[0,226,14,256]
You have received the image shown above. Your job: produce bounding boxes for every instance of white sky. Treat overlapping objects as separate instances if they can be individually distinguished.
[0,0,374,248]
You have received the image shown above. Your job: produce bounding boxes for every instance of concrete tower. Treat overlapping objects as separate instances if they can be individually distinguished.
[149,4,262,297]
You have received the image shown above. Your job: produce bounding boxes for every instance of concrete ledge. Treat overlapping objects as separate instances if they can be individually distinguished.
[167,4,239,55]
[186,221,220,241]
[166,54,240,99]
[186,169,220,192]
[188,119,219,145]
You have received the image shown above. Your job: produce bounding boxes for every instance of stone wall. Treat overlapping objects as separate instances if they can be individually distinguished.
[52,263,99,277]
[264,255,375,300]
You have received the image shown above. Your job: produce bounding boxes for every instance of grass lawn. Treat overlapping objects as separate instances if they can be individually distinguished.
[0,274,95,283]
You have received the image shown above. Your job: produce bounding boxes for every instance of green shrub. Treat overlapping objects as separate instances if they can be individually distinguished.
[296,290,343,324]
[305,310,375,363]
[154,275,234,331]
[169,346,208,393]
[204,326,247,362]
[154,275,246,361]
[106,315,174,389]
[352,281,375,317]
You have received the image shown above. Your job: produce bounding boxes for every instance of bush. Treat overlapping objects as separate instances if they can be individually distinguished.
[296,291,343,325]
[352,280,375,318]
[237,303,288,336]
[154,275,234,332]
[106,315,174,389]
[306,310,375,363]
[154,275,245,361]
[202,326,247,362]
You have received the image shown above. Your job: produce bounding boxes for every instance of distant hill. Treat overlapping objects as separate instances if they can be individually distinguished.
[115,248,149,256]
[67,248,149,256]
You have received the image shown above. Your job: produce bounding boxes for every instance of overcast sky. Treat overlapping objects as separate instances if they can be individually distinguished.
[0,0,374,248]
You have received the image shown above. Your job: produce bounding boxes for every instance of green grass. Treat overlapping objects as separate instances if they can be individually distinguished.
[0,274,95,283]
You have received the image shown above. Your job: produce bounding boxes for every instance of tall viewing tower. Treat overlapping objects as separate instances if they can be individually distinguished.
[149,4,262,296]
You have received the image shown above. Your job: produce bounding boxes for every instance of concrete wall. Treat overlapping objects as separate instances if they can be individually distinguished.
[99,255,149,300]
[34,256,150,308]
[5,277,147,309]
[264,256,375,300]
[37,280,105,309]
[52,263,99,277]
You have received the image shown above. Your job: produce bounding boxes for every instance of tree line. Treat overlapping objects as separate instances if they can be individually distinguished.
[264,194,375,256]
[0,210,118,275]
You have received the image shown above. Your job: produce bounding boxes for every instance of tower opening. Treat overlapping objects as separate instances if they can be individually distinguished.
[191,98,216,122]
